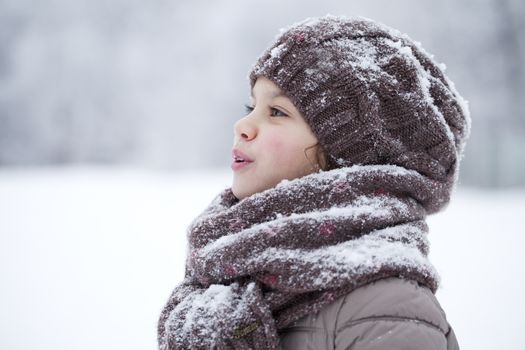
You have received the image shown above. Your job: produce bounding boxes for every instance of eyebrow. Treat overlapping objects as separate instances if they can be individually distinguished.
[250,90,287,99]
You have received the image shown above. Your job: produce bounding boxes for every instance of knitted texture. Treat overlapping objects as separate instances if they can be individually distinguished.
[157,164,443,349]
[249,15,471,212]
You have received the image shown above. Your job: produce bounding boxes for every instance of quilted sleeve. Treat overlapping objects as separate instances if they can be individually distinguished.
[335,317,449,350]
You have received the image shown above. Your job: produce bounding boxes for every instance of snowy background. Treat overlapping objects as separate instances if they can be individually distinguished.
[1,167,524,350]
[1,0,524,349]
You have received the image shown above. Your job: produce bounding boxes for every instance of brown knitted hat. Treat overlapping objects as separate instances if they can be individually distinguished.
[249,15,471,184]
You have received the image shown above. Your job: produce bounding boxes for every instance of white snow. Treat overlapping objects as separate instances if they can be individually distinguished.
[269,43,286,60]
[0,166,523,350]
[165,280,259,348]
[198,194,406,258]
[383,37,457,146]
[248,223,437,290]
[171,283,233,347]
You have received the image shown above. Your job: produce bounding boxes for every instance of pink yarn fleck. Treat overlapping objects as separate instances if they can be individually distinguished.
[223,263,237,276]
[324,291,335,301]
[373,188,387,195]
[264,227,279,238]
[334,179,350,193]
[228,217,245,230]
[319,221,336,236]
[293,32,306,42]
[198,275,210,286]
[260,274,279,286]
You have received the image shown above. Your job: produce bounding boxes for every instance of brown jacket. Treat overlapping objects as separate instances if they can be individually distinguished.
[278,277,459,349]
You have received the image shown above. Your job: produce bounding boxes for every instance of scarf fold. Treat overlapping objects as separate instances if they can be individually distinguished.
[158,164,449,349]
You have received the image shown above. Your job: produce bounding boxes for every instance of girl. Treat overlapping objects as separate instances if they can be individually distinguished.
[158,15,470,349]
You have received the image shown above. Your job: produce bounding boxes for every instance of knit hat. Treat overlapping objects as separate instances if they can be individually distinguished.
[249,15,471,185]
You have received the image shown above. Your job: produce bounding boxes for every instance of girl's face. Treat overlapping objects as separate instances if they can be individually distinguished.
[231,76,322,200]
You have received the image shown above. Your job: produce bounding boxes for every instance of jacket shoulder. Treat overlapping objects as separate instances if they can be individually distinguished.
[334,277,456,349]
[278,277,459,350]
[337,277,449,331]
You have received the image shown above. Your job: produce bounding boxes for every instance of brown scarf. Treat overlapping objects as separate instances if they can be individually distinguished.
[157,164,450,349]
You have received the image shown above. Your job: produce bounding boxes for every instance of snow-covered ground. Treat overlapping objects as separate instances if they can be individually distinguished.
[0,166,523,350]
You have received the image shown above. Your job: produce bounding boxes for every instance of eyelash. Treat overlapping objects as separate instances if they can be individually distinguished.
[244,104,253,114]
[244,104,288,117]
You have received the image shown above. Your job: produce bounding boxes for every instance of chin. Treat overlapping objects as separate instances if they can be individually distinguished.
[232,182,263,200]
[231,184,248,201]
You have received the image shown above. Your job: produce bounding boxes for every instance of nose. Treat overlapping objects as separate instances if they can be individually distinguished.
[233,115,257,142]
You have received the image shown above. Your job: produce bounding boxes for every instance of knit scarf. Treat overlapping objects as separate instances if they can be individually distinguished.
[157,164,449,349]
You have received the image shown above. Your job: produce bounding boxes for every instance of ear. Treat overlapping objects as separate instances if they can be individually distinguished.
[316,145,328,171]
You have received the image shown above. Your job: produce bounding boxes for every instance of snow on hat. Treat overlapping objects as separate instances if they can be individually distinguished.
[249,15,471,185]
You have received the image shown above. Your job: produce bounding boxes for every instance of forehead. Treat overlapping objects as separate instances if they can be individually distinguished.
[250,77,287,99]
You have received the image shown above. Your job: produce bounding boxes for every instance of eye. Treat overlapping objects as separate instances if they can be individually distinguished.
[270,107,288,117]
[244,104,254,114]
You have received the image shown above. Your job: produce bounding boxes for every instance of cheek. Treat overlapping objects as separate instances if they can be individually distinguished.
[263,134,304,165]
[265,135,285,153]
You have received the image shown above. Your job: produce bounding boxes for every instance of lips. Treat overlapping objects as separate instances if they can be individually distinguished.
[231,148,254,171]
[232,149,254,163]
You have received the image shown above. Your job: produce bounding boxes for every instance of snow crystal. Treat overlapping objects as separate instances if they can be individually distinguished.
[368,221,429,248]
[302,58,334,91]
[248,224,437,289]
[197,193,410,258]
[260,164,423,201]
[443,75,471,149]
[383,38,456,146]
[254,42,289,75]
[305,68,315,75]
[336,37,381,72]
[278,15,326,35]
[270,43,286,59]
[169,282,252,347]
